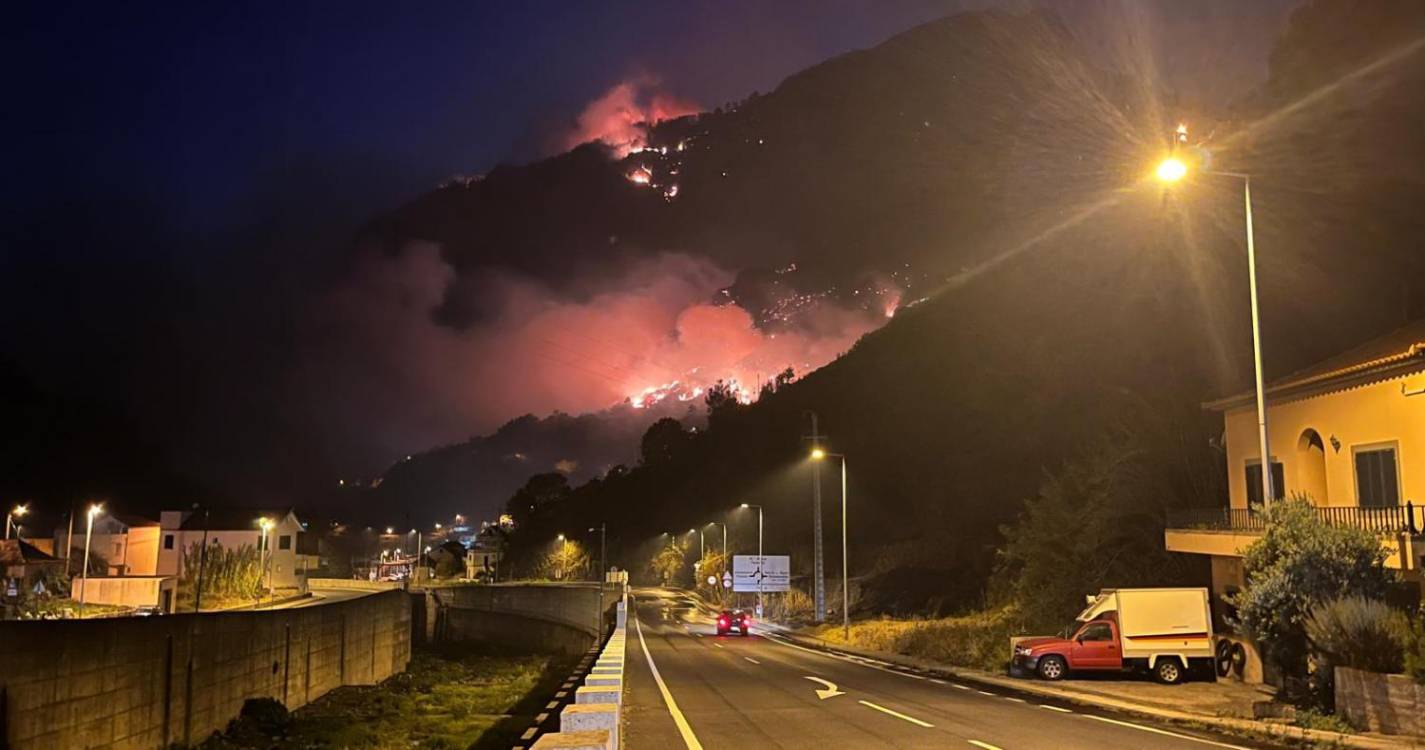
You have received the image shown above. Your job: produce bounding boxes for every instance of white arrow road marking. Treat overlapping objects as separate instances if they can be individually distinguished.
[803,676,846,700]
[858,700,934,728]
[1082,715,1252,749]
[968,741,1003,750]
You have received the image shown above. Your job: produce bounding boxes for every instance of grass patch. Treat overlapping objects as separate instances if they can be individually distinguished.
[198,643,576,749]
[801,606,1017,672]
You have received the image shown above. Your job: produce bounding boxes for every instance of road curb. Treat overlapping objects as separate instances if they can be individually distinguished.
[774,631,1416,749]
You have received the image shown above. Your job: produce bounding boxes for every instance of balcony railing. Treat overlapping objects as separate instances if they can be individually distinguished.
[1167,504,1425,535]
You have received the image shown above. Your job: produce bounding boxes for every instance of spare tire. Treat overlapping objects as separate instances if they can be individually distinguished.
[1230,642,1247,677]
[1215,639,1234,677]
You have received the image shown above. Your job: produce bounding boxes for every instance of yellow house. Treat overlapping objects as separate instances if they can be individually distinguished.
[1166,319,1425,600]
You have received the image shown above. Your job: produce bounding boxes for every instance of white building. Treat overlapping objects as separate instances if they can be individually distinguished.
[157,508,318,591]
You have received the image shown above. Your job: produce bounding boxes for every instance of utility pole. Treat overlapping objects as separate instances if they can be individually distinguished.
[63,507,75,577]
[805,411,827,622]
[590,523,606,635]
[194,505,210,612]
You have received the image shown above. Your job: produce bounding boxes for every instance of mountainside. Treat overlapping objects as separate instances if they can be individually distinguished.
[318,2,1425,610]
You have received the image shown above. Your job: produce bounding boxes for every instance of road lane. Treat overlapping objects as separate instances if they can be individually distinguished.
[624,589,1277,750]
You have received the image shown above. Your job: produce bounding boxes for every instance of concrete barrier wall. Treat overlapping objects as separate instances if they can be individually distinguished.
[0,589,411,749]
[430,584,605,636]
[531,596,628,750]
[1336,666,1425,736]
[308,578,401,592]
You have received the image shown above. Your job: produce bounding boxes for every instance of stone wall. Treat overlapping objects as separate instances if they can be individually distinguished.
[0,589,410,749]
[1335,666,1425,736]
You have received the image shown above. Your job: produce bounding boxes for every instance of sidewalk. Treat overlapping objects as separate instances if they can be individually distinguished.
[776,629,1421,749]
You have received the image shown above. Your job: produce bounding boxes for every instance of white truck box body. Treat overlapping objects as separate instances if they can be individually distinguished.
[1078,587,1214,661]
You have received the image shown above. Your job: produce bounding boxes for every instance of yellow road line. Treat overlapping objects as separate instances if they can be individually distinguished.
[635,611,705,750]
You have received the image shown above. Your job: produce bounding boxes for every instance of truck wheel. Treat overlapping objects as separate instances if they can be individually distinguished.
[1215,640,1233,678]
[1154,658,1185,685]
[1037,655,1067,681]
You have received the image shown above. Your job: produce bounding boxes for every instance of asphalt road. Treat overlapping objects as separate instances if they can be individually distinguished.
[623,588,1279,750]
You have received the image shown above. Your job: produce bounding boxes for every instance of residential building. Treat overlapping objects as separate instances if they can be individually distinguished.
[1166,320,1425,602]
[1,539,64,594]
[52,513,162,576]
[157,508,319,591]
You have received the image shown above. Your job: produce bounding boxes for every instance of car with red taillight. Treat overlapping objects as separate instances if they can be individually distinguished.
[717,609,751,636]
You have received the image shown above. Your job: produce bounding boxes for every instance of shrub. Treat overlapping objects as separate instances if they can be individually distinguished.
[1305,596,1406,674]
[1403,617,1425,685]
[1230,497,1395,694]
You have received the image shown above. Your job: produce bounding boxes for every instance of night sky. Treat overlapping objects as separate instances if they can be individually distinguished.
[3,0,1300,507]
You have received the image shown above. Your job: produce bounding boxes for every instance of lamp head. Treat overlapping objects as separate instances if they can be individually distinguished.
[12,503,28,517]
[259,518,274,531]
[740,503,750,508]
[557,533,565,540]
[87,503,104,519]
[810,447,826,460]
[1155,157,1187,182]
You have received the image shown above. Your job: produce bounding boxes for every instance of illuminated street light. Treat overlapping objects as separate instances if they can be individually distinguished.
[1155,157,1187,182]
[811,449,850,640]
[79,503,104,615]
[4,502,29,540]
[1151,138,1274,505]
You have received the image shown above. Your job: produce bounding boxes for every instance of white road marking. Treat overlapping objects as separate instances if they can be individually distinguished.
[929,678,948,684]
[744,656,761,665]
[713,643,724,649]
[1082,714,1253,749]
[762,635,930,681]
[952,684,972,691]
[635,610,706,750]
[1040,704,1072,713]
[968,741,1003,750]
[859,700,935,728]
[976,690,996,696]
[545,700,558,709]
[1004,697,1025,703]
[803,676,846,699]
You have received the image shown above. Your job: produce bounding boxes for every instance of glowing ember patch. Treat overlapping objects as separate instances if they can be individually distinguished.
[627,166,653,185]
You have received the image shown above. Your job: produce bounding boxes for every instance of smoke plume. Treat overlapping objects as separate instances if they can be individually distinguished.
[299,244,883,467]
[563,78,700,156]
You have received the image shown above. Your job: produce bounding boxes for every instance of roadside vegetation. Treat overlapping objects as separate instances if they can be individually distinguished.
[198,644,575,749]
[804,607,1018,672]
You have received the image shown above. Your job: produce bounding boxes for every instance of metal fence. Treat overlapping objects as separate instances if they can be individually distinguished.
[1167,503,1425,535]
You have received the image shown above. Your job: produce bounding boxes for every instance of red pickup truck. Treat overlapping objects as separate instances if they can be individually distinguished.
[1012,588,1216,684]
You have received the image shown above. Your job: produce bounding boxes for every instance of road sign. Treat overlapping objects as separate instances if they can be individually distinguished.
[706,575,717,586]
[732,555,790,593]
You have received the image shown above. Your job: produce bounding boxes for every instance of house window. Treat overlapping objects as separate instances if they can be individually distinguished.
[164,534,175,550]
[279,535,292,550]
[1245,460,1285,505]
[1355,445,1401,507]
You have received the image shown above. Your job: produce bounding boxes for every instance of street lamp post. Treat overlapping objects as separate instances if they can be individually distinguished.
[259,518,275,605]
[79,503,103,616]
[811,448,850,640]
[1157,152,1274,505]
[5,503,28,540]
[740,504,764,617]
[589,523,606,634]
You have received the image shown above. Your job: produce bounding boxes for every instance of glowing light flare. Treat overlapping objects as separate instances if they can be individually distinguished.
[1156,157,1187,183]
[627,165,653,185]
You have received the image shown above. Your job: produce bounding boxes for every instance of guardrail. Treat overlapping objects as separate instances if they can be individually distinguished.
[526,594,627,750]
[1167,503,1425,535]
